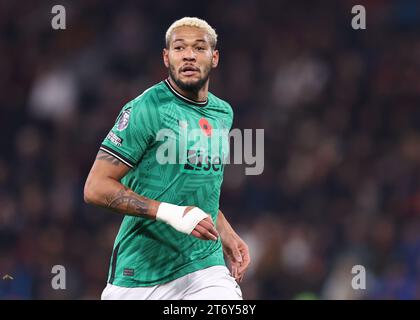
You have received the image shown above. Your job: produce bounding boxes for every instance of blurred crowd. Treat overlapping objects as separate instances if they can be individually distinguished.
[1,0,420,299]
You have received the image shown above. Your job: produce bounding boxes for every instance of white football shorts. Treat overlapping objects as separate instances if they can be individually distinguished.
[101,265,243,300]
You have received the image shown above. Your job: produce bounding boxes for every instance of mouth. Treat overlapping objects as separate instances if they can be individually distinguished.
[180,65,200,76]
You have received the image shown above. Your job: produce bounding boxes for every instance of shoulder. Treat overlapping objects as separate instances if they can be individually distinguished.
[208,92,234,117]
[130,81,170,109]
[116,82,170,130]
[123,81,172,120]
[208,93,234,129]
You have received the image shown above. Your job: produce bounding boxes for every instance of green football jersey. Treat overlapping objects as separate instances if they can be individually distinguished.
[100,79,233,287]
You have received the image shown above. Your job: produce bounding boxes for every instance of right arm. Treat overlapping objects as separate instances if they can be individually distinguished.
[84,149,159,219]
[84,150,218,241]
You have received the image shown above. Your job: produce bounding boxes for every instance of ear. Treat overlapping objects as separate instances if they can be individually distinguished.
[163,48,169,68]
[211,49,219,68]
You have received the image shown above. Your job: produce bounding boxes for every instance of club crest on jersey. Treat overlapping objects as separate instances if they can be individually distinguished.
[199,118,212,136]
[117,109,131,131]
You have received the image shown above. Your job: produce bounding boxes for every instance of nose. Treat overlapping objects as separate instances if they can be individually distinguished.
[182,47,196,61]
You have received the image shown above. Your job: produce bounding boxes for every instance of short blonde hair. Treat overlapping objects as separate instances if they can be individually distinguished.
[165,17,218,49]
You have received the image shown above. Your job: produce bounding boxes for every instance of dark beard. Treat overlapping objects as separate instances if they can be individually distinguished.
[169,65,210,95]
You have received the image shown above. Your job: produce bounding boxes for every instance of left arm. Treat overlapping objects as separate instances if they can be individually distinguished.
[217,210,251,282]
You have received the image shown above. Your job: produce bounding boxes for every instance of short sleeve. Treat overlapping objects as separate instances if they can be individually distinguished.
[100,100,159,168]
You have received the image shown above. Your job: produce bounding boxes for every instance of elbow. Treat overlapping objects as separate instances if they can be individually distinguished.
[84,178,98,205]
[83,189,93,204]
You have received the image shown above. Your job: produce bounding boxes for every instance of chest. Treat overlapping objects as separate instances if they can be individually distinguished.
[154,104,230,175]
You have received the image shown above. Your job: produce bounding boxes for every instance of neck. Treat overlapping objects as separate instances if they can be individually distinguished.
[168,76,209,102]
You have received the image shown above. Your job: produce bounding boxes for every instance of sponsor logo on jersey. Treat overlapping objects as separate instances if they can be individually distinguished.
[182,149,223,175]
[117,109,131,131]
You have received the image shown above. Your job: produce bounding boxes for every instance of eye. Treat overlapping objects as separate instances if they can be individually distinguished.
[174,46,184,51]
[196,47,205,51]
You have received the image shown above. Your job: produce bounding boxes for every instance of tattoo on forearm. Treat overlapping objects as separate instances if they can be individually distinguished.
[105,187,149,216]
[96,150,121,166]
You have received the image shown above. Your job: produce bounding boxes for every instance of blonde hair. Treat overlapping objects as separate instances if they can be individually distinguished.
[165,17,218,49]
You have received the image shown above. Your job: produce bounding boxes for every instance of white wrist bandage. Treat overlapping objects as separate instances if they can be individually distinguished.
[156,202,209,235]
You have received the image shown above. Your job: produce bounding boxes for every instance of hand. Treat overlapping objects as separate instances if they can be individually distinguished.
[184,206,219,241]
[221,231,250,283]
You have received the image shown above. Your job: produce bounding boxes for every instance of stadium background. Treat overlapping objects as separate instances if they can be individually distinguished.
[1,0,419,299]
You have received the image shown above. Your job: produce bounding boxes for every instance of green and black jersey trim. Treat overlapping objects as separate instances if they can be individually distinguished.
[164,78,208,107]
[109,242,121,284]
[100,145,135,168]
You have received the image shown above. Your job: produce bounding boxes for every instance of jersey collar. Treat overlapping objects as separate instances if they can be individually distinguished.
[164,78,209,107]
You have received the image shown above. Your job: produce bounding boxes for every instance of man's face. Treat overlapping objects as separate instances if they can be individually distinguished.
[163,26,219,93]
